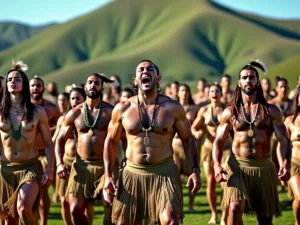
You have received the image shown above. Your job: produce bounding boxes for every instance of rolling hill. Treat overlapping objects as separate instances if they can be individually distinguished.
[0,0,299,90]
[0,21,55,51]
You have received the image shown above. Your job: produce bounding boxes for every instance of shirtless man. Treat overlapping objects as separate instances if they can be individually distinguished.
[213,61,291,225]
[104,59,201,225]
[220,74,233,106]
[0,61,54,225]
[56,73,114,225]
[268,76,293,186]
[53,86,86,225]
[30,76,60,225]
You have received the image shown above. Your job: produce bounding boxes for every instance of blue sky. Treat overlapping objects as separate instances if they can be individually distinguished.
[1,0,299,26]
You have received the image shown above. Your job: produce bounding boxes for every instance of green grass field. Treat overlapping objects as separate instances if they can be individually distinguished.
[46,172,295,225]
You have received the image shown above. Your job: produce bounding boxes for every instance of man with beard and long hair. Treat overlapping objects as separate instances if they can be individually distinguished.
[29,76,60,225]
[281,86,300,225]
[56,73,115,225]
[104,60,201,225]
[0,61,54,225]
[213,60,291,225]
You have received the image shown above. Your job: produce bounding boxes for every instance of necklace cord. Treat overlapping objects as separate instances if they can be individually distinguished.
[137,96,159,131]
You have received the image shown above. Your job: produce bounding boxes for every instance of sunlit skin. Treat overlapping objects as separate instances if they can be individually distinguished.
[55,75,114,225]
[173,85,199,212]
[120,90,133,103]
[261,78,271,100]
[220,76,233,105]
[170,82,179,100]
[0,71,53,225]
[103,61,201,225]
[284,93,300,225]
[193,79,206,104]
[192,85,226,224]
[57,94,70,114]
[30,78,60,225]
[289,75,300,100]
[53,90,86,225]
[213,69,291,225]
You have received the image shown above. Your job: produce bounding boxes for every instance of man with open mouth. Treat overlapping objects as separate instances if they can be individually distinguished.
[104,59,201,225]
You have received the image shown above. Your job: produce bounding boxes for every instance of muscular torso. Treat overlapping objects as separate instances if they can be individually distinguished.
[229,105,273,158]
[0,108,40,162]
[71,102,113,160]
[122,95,179,164]
[36,100,59,150]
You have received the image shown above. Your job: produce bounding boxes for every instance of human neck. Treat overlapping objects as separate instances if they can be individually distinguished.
[86,97,101,109]
[179,98,188,106]
[241,92,257,106]
[211,99,221,107]
[31,97,43,105]
[10,93,22,107]
[138,90,158,105]
[277,95,287,102]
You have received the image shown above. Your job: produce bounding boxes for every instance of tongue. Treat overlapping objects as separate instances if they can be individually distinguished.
[143,81,150,88]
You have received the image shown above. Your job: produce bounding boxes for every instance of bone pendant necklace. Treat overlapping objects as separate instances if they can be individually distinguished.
[138,96,158,146]
[241,103,259,138]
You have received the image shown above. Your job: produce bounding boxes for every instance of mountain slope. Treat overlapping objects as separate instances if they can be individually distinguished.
[0,0,299,90]
[0,21,55,51]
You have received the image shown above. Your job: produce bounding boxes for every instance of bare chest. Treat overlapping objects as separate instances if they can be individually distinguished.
[74,109,111,133]
[122,106,175,135]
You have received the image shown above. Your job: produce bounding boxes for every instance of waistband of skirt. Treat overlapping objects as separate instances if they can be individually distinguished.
[75,154,103,166]
[1,157,41,169]
[126,157,175,174]
[229,154,272,167]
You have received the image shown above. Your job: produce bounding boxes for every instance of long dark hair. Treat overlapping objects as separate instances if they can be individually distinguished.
[0,61,36,122]
[178,83,194,105]
[292,86,300,123]
[230,60,268,121]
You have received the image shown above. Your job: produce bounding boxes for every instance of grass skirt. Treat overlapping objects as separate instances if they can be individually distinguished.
[288,157,300,197]
[0,158,43,218]
[66,155,104,204]
[56,154,74,197]
[222,154,281,217]
[112,157,183,225]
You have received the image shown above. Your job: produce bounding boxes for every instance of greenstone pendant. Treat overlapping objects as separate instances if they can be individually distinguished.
[12,130,21,140]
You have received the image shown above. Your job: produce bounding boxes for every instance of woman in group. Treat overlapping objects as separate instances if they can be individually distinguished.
[172,83,200,212]
[192,83,231,225]
[282,86,300,225]
[53,85,88,225]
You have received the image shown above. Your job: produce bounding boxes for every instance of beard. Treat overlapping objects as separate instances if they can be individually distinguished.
[85,88,102,99]
[241,84,257,96]
[31,92,43,101]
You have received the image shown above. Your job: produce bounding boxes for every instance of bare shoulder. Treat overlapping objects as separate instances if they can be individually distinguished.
[267,97,276,104]
[44,99,58,109]
[267,103,281,120]
[284,115,293,126]
[221,106,232,122]
[64,104,82,125]
[102,101,114,113]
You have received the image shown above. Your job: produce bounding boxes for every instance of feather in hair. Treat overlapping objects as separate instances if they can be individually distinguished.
[11,60,28,72]
[249,59,267,74]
